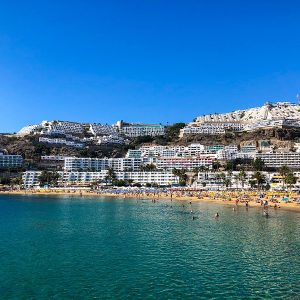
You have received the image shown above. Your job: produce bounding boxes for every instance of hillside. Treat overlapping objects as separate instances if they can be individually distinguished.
[179,127,300,149]
[192,102,300,125]
[0,135,129,165]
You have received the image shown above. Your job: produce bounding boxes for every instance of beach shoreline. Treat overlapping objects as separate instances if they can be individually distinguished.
[1,189,300,212]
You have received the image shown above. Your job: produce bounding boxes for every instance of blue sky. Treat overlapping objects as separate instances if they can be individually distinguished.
[1,0,300,132]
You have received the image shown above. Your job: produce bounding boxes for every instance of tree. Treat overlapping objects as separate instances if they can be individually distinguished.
[284,172,297,190]
[238,170,247,189]
[251,171,265,190]
[252,158,265,171]
[224,178,232,188]
[90,180,99,189]
[38,171,60,187]
[107,168,116,181]
[11,175,23,187]
[165,123,186,142]
[212,161,221,171]
[192,167,201,173]
[249,179,256,189]
[144,164,156,171]
[225,160,235,171]
[172,168,187,186]
[278,165,290,190]
[199,165,207,172]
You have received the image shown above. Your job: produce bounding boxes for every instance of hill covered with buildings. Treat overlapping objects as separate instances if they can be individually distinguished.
[181,101,300,136]
[3,101,300,189]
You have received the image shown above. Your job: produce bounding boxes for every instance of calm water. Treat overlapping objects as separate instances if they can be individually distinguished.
[0,195,299,299]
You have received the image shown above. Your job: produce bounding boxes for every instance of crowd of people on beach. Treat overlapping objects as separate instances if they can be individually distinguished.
[2,187,300,215]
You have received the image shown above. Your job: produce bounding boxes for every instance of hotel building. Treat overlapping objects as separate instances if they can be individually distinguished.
[115,120,165,137]
[156,156,214,170]
[0,153,23,169]
[256,152,300,168]
[22,171,179,187]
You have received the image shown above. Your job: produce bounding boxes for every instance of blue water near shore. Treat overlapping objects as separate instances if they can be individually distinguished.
[0,195,299,299]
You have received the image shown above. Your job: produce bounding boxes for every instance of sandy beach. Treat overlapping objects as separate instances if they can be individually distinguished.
[1,189,300,212]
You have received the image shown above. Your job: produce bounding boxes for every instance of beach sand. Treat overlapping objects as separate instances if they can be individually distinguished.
[1,189,300,212]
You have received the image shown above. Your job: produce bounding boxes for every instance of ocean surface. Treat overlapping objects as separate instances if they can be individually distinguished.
[0,195,299,299]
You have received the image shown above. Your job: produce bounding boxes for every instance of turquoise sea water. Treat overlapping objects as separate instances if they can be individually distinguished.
[0,195,299,299]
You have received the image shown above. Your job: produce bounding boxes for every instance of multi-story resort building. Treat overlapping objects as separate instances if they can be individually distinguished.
[39,137,84,148]
[138,144,208,157]
[22,169,300,190]
[126,150,143,158]
[41,156,67,161]
[156,156,214,170]
[181,102,300,137]
[96,134,125,145]
[22,171,179,187]
[240,145,257,153]
[194,171,273,190]
[64,157,143,172]
[89,124,117,136]
[180,122,243,136]
[39,156,66,170]
[216,149,238,161]
[40,121,84,135]
[115,120,165,137]
[0,152,23,169]
[256,152,300,168]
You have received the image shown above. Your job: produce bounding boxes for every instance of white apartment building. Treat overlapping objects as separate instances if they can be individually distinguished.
[161,149,177,157]
[41,121,84,135]
[0,153,23,169]
[256,152,300,168]
[156,156,214,170]
[139,145,170,157]
[216,149,238,161]
[126,150,143,158]
[89,124,117,136]
[41,155,68,161]
[64,157,109,171]
[141,156,157,165]
[180,122,244,136]
[39,137,84,148]
[22,171,42,187]
[97,134,125,145]
[64,157,143,172]
[116,172,178,186]
[22,171,179,187]
[244,118,300,132]
[194,171,272,190]
[138,144,206,158]
[116,120,166,137]
[240,145,257,153]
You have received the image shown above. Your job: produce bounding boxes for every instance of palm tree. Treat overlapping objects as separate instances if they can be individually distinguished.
[172,168,187,186]
[284,172,297,190]
[199,165,207,172]
[233,174,240,189]
[212,161,221,172]
[107,168,116,181]
[139,165,147,172]
[278,165,290,190]
[219,173,227,189]
[252,158,265,171]
[238,170,246,189]
[252,171,265,190]
[249,179,256,189]
[224,178,232,189]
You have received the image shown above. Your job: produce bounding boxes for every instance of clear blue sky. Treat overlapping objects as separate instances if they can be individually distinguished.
[1,0,300,132]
